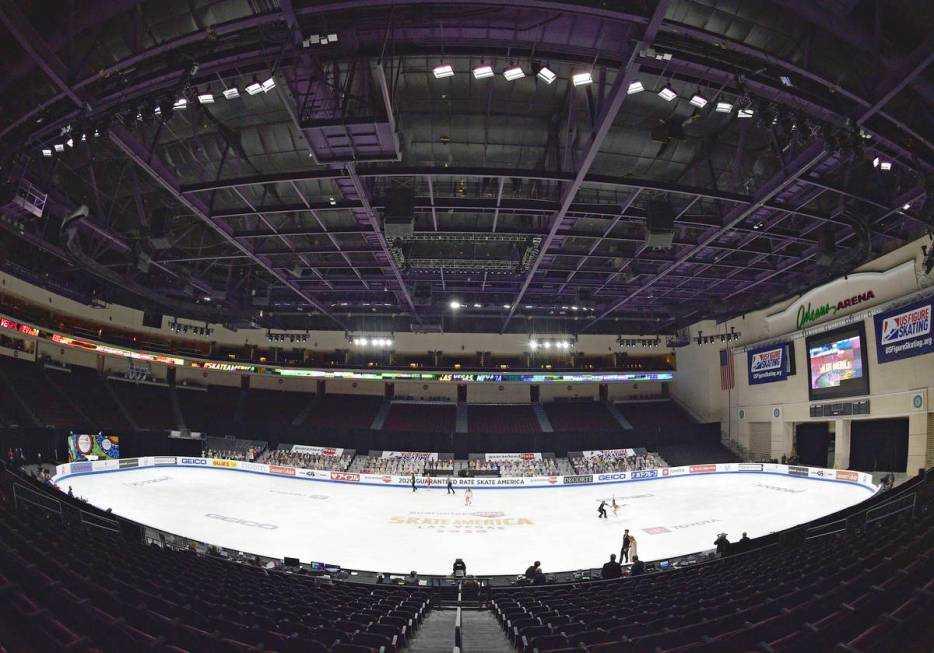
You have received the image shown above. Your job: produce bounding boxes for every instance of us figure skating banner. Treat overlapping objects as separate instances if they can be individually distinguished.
[67,433,120,461]
[747,344,788,385]
[873,297,933,364]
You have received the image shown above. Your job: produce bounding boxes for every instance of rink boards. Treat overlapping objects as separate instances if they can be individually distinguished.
[52,457,878,575]
[54,457,877,491]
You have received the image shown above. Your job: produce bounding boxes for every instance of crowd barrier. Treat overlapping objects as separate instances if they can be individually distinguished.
[54,457,878,492]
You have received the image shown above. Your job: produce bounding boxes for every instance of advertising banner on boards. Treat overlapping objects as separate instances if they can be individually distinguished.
[873,296,933,364]
[747,344,788,385]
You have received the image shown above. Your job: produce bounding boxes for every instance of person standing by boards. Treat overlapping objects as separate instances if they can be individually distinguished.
[411,472,417,492]
[447,477,455,494]
[620,529,632,563]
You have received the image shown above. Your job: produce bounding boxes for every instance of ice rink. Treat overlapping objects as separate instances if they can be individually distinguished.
[57,467,874,576]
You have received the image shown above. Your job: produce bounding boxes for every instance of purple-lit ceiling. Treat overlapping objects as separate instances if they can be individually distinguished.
[0,0,930,335]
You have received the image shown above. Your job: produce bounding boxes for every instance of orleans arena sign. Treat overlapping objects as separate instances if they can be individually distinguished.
[795,291,876,329]
[765,261,917,335]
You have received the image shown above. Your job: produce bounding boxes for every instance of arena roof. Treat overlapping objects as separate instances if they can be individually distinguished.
[0,0,931,335]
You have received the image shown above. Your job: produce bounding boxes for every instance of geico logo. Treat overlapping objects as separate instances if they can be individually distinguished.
[205,513,277,529]
[598,473,627,481]
[179,458,207,465]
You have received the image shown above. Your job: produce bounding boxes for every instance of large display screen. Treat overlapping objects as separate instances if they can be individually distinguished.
[67,433,120,461]
[806,322,870,400]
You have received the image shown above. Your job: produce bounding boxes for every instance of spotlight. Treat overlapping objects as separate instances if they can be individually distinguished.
[737,108,754,118]
[41,148,52,157]
[449,300,461,310]
[197,91,215,104]
[872,157,880,168]
[537,66,556,84]
[502,304,510,309]
[627,81,644,95]
[544,341,552,349]
[54,143,65,152]
[689,94,707,108]
[245,79,263,95]
[779,75,792,87]
[261,77,276,92]
[222,87,240,100]
[328,196,336,206]
[658,85,677,101]
[903,203,911,210]
[715,101,733,113]
[529,340,539,350]
[473,65,494,79]
[473,303,482,308]
[880,161,892,171]
[572,72,593,86]
[65,137,74,148]
[504,66,525,81]
[433,64,454,79]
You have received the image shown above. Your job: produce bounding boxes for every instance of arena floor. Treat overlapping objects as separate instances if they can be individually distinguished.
[57,468,874,576]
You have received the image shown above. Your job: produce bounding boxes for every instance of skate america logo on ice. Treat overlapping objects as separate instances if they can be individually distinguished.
[390,514,532,534]
[205,514,277,529]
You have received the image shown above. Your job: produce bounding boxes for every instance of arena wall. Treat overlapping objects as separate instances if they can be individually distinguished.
[672,237,934,473]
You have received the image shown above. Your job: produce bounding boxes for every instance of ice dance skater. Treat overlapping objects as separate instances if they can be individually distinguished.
[464,487,473,506]
[620,528,632,563]
[597,499,608,519]
[612,497,620,517]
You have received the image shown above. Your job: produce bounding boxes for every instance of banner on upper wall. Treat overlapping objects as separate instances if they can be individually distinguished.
[873,296,933,364]
[485,452,542,462]
[581,449,636,459]
[291,445,344,457]
[747,343,789,385]
[380,451,439,460]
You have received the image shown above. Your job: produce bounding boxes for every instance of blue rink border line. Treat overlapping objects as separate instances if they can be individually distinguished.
[54,464,877,494]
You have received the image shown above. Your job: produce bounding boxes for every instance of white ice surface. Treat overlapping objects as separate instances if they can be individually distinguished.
[58,468,873,576]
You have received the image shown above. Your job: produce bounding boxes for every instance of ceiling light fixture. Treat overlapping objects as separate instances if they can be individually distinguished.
[537,66,556,84]
[449,300,461,310]
[737,108,754,118]
[473,65,494,79]
[880,161,892,171]
[572,71,593,86]
[222,87,240,100]
[658,85,677,101]
[433,64,454,79]
[245,78,263,95]
[627,81,644,94]
[715,101,733,113]
[41,148,52,157]
[261,77,276,92]
[689,94,708,108]
[173,98,188,109]
[197,91,214,104]
[504,66,525,81]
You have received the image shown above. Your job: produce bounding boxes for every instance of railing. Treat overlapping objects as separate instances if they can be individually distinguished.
[12,480,121,534]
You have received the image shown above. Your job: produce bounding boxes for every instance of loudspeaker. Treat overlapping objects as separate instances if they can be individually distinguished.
[383,179,416,240]
[414,282,432,306]
[645,201,675,248]
[816,225,835,267]
[142,310,164,328]
[150,208,172,250]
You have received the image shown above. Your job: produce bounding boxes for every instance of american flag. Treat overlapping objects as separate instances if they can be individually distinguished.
[720,348,735,390]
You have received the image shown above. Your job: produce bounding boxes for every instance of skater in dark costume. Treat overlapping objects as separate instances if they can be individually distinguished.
[597,499,608,519]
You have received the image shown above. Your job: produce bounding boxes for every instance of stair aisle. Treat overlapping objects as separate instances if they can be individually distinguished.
[459,609,513,652]
[406,609,457,652]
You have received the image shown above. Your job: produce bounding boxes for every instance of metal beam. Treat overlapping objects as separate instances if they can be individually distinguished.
[502,0,671,330]
[581,141,828,330]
